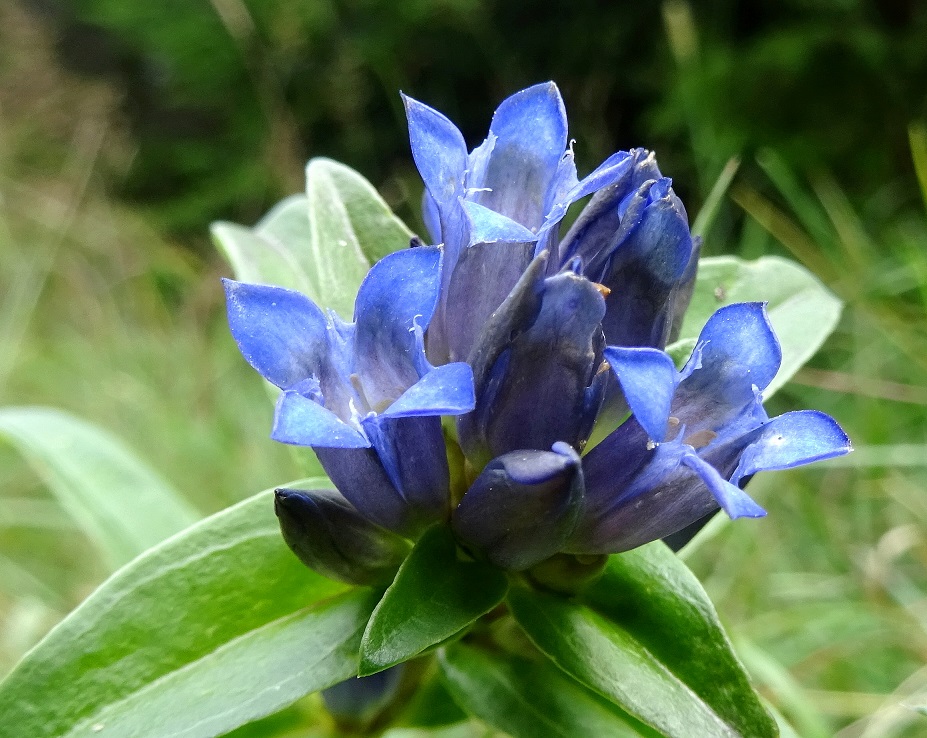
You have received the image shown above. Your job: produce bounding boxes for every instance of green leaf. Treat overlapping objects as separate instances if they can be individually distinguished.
[438,643,645,738]
[397,672,469,729]
[212,158,414,319]
[508,588,741,737]
[314,157,416,264]
[211,197,312,295]
[0,482,373,738]
[672,255,842,398]
[0,406,199,569]
[384,723,490,738]
[360,527,509,676]
[574,542,778,737]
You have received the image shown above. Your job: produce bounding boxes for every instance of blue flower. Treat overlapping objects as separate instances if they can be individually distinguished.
[225,82,851,583]
[568,303,850,554]
[450,302,850,569]
[321,665,406,726]
[560,147,699,350]
[273,487,410,586]
[457,251,609,468]
[403,82,635,364]
[225,246,475,540]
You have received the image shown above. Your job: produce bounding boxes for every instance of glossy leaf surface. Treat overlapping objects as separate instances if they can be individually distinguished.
[360,527,508,675]
[439,643,644,738]
[0,482,370,738]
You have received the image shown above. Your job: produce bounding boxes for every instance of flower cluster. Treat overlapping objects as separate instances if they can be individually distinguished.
[225,82,850,583]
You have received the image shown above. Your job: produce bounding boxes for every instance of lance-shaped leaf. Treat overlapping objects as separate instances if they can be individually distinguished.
[508,542,777,738]
[0,482,378,738]
[359,527,508,675]
[438,643,646,738]
[0,406,199,569]
[670,255,842,398]
[212,158,414,316]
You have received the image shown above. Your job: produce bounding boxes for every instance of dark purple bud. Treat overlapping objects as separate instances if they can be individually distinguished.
[452,442,584,571]
[598,178,694,349]
[559,148,662,269]
[322,665,406,726]
[560,156,695,351]
[459,254,606,466]
[274,488,410,586]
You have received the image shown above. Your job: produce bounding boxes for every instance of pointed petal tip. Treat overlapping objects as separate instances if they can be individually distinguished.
[693,301,783,393]
[273,487,310,517]
[602,345,678,442]
[725,497,768,520]
[732,409,852,484]
[272,390,370,448]
[221,276,244,298]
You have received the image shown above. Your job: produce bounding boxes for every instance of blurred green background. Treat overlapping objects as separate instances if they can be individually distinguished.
[1,0,926,735]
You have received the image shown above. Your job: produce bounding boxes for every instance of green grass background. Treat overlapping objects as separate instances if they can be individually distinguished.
[1,0,926,735]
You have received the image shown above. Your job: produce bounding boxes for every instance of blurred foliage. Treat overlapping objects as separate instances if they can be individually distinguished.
[1,0,927,736]
[19,0,926,234]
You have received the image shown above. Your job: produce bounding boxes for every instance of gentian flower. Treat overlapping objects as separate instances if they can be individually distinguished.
[457,251,609,468]
[450,300,850,570]
[404,82,638,365]
[225,246,475,570]
[559,147,700,350]
[564,302,850,555]
[225,82,850,587]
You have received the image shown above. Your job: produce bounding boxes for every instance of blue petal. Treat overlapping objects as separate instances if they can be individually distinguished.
[674,303,782,430]
[322,666,406,723]
[613,179,692,283]
[464,270,606,462]
[403,94,468,207]
[462,200,539,245]
[445,240,536,363]
[731,410,851,484]
[466,134,496,192]
[471,82,568,229]
[316,446,415,534]
[361,415,451,532]
[354,246,442,410]
[569,430,713,554]
[541,150,634,237]
[381,362,475,418]
[223,279,331,389]
[272,391,369,448]
[597,179,694,349]
[543,150,579,217]
[452,442,583,570]
[422,189,442,244]
[558,148,660,269]
[603,346,678,442]
[680,452,767,519]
